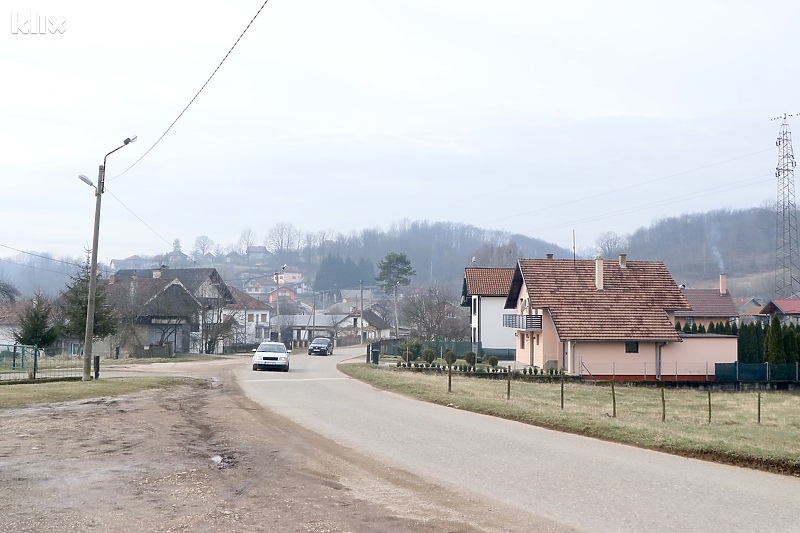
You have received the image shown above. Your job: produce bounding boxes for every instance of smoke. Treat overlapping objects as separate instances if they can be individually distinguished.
[706,223,725,274]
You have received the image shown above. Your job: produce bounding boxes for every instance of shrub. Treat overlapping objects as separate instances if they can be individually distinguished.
[464,351,477,366]
[488,356,498,367]
[444,350,457,365]
[422,348,435,364]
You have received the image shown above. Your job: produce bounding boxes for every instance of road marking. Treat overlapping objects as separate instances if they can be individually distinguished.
[244,377,351,382]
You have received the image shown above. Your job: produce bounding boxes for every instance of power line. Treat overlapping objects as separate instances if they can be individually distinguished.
[0,244,82,267]
[108,0,272,182]
[0,256,76,277]
[480,147,774,227]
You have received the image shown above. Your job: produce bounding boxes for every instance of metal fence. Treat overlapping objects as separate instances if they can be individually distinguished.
[379,340,515,360]
[716,362,800,383]
[0,344,82,381]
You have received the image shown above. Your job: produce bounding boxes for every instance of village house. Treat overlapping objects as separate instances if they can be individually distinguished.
[674,275,740,330]
[504,254,738,381]
[225,287,273,346]
[461,267,516,357]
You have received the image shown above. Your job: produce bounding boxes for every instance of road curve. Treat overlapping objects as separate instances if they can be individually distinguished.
[236,345,800,533]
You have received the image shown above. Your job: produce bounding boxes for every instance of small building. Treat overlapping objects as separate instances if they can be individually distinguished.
[461,267,516,356]
[675,275,739,330]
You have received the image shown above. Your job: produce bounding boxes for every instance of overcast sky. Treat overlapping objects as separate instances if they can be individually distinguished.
[3,0,798,265]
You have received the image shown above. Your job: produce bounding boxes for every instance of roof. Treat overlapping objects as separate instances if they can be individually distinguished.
[361,308,391,330]
[227,287,273,311]
[114,267,233,303]
[464,267,515,297]
[506,258,690,342]
[106,277,202,319]
[675,289,739,319]
[761,299,800,316]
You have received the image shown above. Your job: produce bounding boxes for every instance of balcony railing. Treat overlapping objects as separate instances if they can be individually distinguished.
[502,314,542,331]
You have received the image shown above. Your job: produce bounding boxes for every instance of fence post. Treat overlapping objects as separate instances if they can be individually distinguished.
[661,387,666,423]
[758,392,762,425]
[766,362,770,382]
[736,360,739,382]
[644,361,647,382]
[506,365,511,400]
[33,348,38,379]
[560,378,565,410]
[707,390,712,424]
[611,380,616,418]
[447,362,452,393]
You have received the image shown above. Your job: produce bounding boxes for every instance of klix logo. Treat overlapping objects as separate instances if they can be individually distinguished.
[10,12,66,34]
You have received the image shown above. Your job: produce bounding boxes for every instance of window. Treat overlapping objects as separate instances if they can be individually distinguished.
[261,313,267,322]
[248,314,254,323]
[521,334,525,349]
[625,341,639,353]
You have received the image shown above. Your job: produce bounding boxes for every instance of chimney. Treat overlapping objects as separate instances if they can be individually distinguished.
[619,254,627,268]
[546,253,554,260]
[595,257,604,290]
[720,274,727,295]
[108,274,116,284]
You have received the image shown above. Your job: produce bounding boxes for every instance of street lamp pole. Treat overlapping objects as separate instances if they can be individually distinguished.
[394,281,399,339]
[274,264,286,344]
[80,135,136,381]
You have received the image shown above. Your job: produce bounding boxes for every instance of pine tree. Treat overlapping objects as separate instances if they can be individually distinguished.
[784,327,799,365]
[59,259,117,340]
[14,292,58,348]
[707,322,716,334]
[675,321,682,331]
[755,322,766,363]
[764,315,786,364]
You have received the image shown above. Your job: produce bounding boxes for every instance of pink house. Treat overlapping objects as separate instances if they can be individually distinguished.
[504,255,738,381]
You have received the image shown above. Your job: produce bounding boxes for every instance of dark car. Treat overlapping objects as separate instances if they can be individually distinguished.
[308,337,333,356]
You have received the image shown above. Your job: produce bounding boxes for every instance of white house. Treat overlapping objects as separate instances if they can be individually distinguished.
[461,267,516,356]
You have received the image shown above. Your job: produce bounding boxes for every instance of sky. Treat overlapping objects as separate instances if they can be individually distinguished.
[2,0,799,266]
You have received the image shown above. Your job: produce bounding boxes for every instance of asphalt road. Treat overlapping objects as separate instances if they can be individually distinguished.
[236,345,800,533]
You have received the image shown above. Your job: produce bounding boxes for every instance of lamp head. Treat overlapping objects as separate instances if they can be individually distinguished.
[124,135,138,145]
[78,174,94,187]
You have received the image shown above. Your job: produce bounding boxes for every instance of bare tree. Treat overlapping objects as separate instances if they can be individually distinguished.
[265,222,302,263]
[0,278,20,303]
[400,284,469,341]
[595,231,627,259]
[471,242,523,267]
[193,235,215,257]
[238,229,257,254]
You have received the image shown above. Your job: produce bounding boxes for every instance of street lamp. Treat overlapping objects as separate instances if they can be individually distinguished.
[79,135,137,381]
[273,264,286,344]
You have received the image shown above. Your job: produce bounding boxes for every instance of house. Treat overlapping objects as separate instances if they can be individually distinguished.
[461,267,516,356]
[225,287,273,345]
[360,308,392,341]
[674,275,739,330]
[273,313,351,345]
[105,275,203,356]
[0,300,26,345]
[504,254,737,381]
[759,299,800,326]
[110,267,235,354]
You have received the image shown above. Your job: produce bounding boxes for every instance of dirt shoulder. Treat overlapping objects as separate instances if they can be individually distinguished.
[0,360,558,533]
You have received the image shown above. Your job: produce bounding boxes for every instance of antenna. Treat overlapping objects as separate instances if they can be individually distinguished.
[772,113,800,297]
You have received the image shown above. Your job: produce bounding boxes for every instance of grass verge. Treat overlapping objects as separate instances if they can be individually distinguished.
[339,363,800,476]
[0,376,206,409]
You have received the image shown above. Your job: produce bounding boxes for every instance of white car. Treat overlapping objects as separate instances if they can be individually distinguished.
[252,342,290,372]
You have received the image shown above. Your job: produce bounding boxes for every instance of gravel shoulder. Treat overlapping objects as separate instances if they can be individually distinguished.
[0,359,554,533]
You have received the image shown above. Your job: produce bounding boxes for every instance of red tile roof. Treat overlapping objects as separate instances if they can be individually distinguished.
[675,289,739,318]
[227,286,273,311]
[761,299,800,315]
[464,268,515,297]
[509,258,689,342]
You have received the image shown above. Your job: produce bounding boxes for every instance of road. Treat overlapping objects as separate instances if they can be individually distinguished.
[236,345,800,533]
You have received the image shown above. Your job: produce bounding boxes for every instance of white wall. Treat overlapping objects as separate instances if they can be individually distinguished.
[477,296,516,350]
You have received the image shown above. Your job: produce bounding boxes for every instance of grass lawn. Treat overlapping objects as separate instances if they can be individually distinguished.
[339,363,800,476]
[0,376,205,408]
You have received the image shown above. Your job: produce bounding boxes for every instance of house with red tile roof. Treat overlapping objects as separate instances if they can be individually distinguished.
[674,275,739,330]
[760,298,800,326]
[504,255,737,381]
[461,267,516,356]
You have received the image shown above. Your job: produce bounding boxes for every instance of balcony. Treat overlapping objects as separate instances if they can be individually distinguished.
[502,314,542,331]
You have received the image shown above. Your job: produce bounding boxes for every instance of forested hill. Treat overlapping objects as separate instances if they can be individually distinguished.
[305,220,573,290]
[598,207,775,297]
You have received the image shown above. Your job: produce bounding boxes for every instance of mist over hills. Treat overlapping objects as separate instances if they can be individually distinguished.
[0,208,781,300]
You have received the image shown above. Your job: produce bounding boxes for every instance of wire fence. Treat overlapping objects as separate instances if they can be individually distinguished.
[0,344,82,381]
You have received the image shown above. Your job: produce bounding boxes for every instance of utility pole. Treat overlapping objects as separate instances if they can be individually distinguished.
[774,113,800,297]
[393,281,399,339]
[359,279,364,343]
